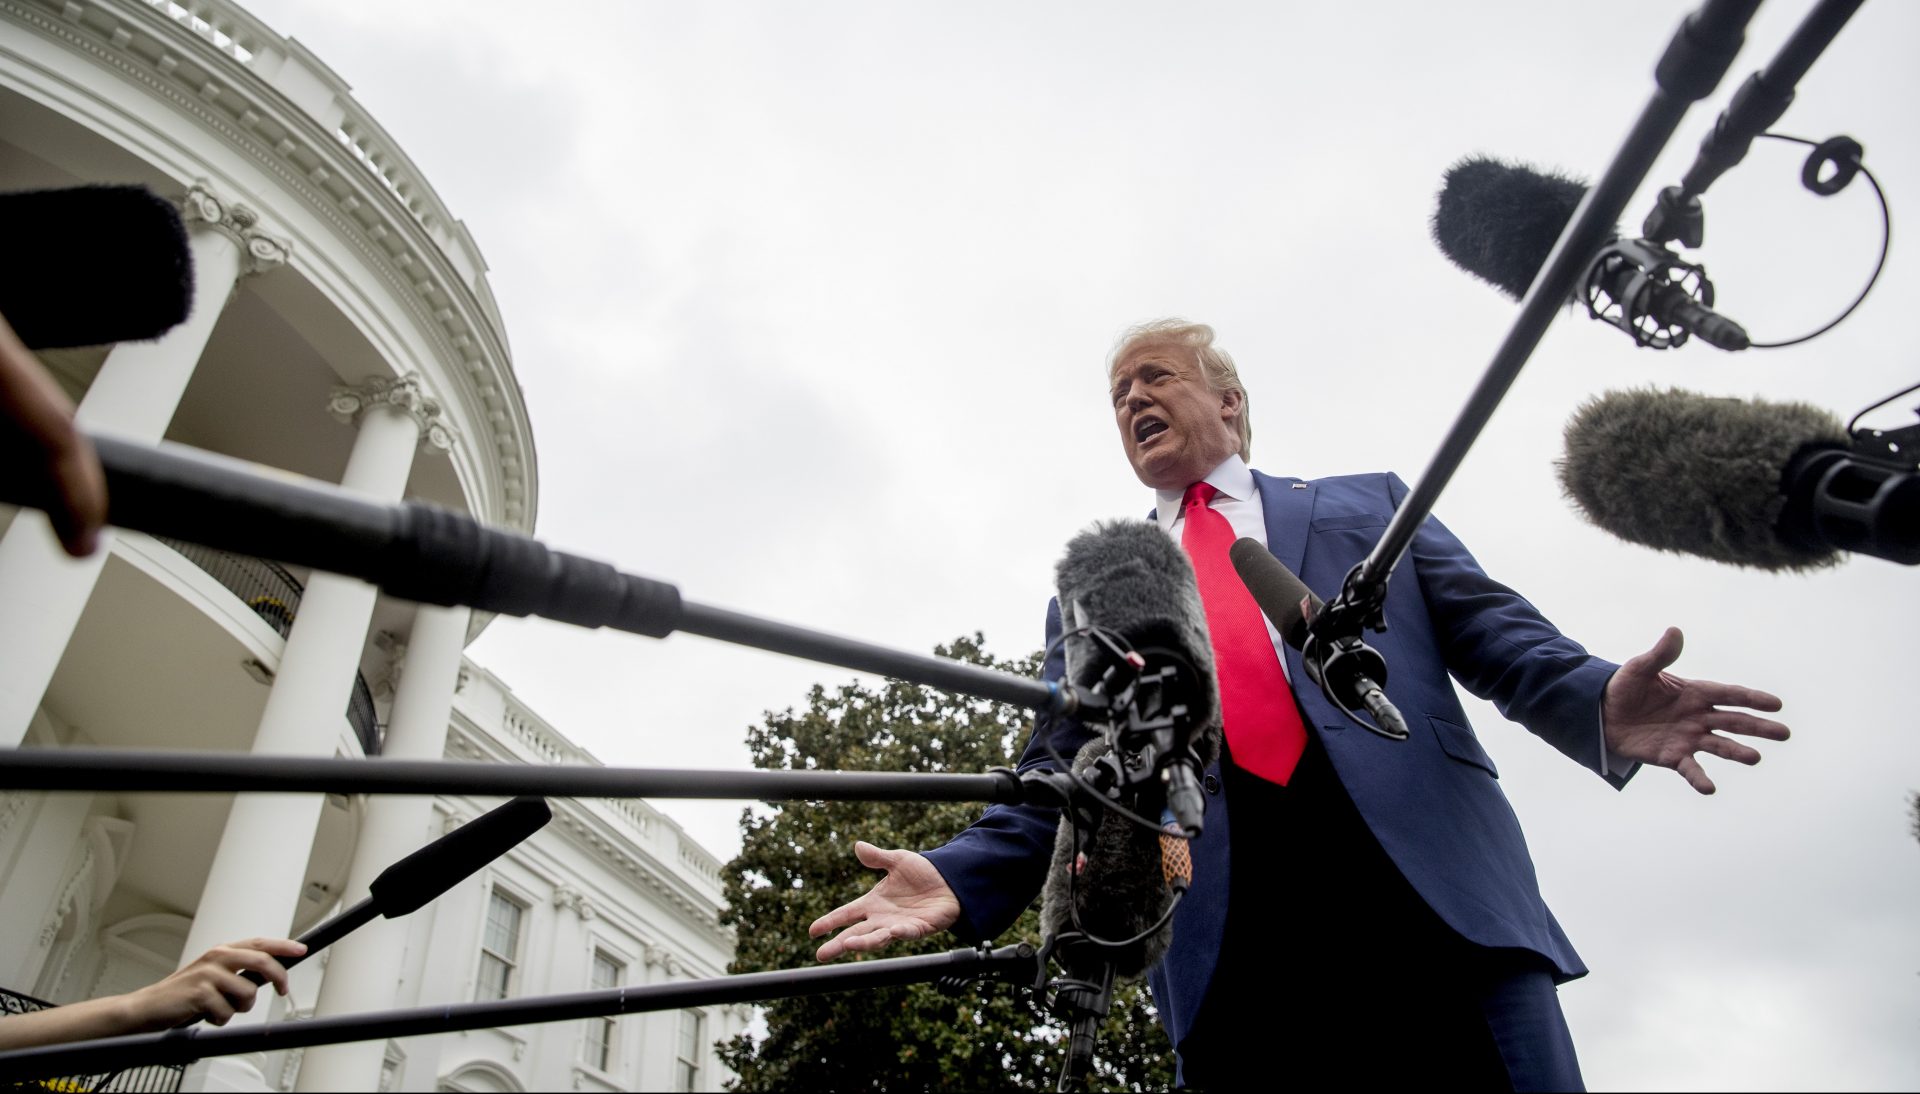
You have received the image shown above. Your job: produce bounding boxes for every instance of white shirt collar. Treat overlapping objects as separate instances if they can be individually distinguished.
[1153,454,1254,532]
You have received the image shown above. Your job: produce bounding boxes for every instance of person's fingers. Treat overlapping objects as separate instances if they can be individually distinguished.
[1674,754,1716,795]
[852,841,899,871]
[1708,711,1791,742]
[191,982,238,1027]
[45,433,105,557]
[215,946,295,996]
[229,937,308,959]
[0,315,106,557]
[1627,626,1685,675]
[809,894,872,939]
[1695,734,1763,767]
[815,919,890,962]
[833,923,902,955]
[1687,680,1786,714]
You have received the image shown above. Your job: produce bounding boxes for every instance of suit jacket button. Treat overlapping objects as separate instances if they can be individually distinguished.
[1203,774,1220,795]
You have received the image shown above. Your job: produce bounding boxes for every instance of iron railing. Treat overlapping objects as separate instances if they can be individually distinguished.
[0,986,184,1091]
[154,537,383,755]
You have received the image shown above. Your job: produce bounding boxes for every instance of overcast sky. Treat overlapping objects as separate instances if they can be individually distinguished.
[235,1,1918,1088]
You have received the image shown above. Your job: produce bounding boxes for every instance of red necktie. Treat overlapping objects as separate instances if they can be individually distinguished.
[1179,482,1307,785]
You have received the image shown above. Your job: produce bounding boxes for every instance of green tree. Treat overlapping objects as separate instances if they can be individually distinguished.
[718,635,1176,1092]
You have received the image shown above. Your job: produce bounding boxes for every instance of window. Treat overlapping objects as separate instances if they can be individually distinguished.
[583,950,623,1071]
[475,889,525,1001]
[674,1008,705,1092]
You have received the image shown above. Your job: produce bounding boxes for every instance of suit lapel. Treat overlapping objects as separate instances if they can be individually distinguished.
[1254,470,1313,576]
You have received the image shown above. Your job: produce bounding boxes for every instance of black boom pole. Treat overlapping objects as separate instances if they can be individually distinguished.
[0,748,1039,803]
[0,434,1086,719]
[0,944,1040,1084]
[1317,0,1764,639]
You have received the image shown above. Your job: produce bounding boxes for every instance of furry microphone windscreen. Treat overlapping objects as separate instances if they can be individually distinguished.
[1053,520,1222,770]
[1431,156,1595,301]
[0,185,195,349]
[1558,387,1848,572]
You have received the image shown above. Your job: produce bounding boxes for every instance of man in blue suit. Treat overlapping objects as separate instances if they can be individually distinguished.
[809,319,1789,1089]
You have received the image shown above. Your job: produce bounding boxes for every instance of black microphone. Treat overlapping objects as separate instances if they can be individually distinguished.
[241,796,552,986]
[1227,539,1410,740]
[1053,520,1221,839]
[0,186,194,349]
[1559,387,1919,569]
[1432,156,1750,351]
[1041,521,1217,1089]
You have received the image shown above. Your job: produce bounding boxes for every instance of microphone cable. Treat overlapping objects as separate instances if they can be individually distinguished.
[1036,623,1189,956]
[1740,132,1891,349]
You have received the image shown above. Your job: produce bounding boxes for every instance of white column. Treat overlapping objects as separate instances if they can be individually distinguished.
[292,605,470,1093]
[0,182,288,745]
[179,378,451,1093]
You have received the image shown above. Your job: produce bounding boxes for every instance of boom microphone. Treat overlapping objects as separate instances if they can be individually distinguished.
[240,796,553,986]
[0,186,194,349]
[1559,387,1919,569]
[1227,539,1410,740]
[1432,156,1750,351]
[1042,521,1218,1088]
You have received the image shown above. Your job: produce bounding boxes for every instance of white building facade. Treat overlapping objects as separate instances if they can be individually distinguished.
[0,0,739,1088]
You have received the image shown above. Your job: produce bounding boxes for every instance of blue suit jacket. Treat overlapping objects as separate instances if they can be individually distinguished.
[921,470,1631,1053]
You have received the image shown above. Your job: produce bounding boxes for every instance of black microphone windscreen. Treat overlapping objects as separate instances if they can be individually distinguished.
[1558,387,1848,572]
[0,185,195,349]
[1227,537,1322,651]
[1053,520,1220,768]
[368,796,552,917]
[1432,156,1595,301]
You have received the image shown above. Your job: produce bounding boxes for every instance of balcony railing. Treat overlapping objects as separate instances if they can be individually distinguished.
[0,985,184,1091]
[156,537,383,755]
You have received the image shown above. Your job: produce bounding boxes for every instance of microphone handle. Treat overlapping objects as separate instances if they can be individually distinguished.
[1161,761,1206,839]
[238,896,378,987]
[1647,282,1750,351]
[1058,1014,1099,1092]
[1352,673,1411,741]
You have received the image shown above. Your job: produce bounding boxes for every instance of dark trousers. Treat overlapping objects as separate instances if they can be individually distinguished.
[1176,742,1584,1091]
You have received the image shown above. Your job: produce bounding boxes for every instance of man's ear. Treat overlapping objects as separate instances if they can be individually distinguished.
[1219,387,1243,420]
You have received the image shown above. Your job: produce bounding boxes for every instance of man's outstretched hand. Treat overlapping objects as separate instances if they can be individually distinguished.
[809,841,960,962]
[1603,626,1790,794]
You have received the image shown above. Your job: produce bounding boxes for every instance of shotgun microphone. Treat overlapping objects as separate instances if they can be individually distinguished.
[1559,387,1918,569]
[1432,156,1750,351]
[1228,539,1410,741]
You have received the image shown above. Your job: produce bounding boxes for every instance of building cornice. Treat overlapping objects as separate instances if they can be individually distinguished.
[1,0,537,531]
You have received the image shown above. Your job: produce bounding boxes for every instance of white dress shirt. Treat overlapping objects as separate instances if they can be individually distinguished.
[1153,454,1294,684]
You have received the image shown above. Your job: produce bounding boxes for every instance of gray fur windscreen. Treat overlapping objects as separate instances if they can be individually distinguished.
[1040,520,1224,975]
[1053,520,1221,766]
[1558,387,1848,572]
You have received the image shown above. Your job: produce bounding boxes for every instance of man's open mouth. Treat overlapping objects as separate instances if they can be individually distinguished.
[1134,417,1168,444]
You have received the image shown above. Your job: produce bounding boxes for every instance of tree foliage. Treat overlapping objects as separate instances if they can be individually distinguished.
[718,635,1175,1092]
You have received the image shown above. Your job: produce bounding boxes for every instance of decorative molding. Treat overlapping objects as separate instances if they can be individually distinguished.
[551,884,597,921]
[179,177,290,274]
[328,373,456,452]
[372,629,406,699]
